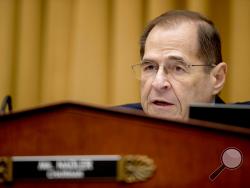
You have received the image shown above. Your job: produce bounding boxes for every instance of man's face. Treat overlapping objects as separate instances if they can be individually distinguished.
[141,23,215,119]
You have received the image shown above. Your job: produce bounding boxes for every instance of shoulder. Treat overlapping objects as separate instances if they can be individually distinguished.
[114,103,143,110]
[215,96,225,104]
[234,101,250,105]
[216,96,250,105]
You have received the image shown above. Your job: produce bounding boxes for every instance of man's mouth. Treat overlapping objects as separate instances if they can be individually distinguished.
[152,100,174,106]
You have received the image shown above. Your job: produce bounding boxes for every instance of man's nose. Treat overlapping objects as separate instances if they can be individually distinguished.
[151,68,171,90]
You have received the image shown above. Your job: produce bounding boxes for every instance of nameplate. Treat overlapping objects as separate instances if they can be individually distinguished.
[0,155,156,183]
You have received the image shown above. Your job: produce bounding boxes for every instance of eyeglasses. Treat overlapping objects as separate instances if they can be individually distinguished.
[131,60,215,81]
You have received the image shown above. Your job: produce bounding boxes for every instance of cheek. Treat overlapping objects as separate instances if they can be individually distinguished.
[176,76,211,103]
[170,82,185,105]
[141,79,152,101]
[192,75,212,93]
[170,81,196,118]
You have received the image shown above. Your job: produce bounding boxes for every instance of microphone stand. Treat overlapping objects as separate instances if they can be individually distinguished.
[0,95,13,115]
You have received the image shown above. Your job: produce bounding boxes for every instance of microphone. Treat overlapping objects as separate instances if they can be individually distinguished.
[0,95,13,115]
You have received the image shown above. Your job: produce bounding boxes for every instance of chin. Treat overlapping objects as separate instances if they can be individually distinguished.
[146,108,182,120]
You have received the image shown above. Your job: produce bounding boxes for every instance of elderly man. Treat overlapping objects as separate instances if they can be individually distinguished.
[126,10,227,119]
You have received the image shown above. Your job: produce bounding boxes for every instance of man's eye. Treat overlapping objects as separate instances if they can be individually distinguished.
[142,64,157,71]
[175,65,185,71]
[172,64,187,73]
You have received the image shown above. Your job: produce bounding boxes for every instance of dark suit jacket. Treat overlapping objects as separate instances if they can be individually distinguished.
[118,96,250,111]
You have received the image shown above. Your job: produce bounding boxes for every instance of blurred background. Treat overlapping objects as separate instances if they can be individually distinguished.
[0,0,250,110]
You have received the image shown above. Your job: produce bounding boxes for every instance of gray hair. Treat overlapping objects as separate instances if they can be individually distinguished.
[140,10,223,66]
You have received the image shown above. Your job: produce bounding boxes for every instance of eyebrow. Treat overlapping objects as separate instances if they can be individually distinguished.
[167,55,187,64]
[142,55,189,65]
[141,59,156,64]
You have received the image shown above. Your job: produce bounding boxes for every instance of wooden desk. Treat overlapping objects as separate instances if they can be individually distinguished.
[0,102,249,187]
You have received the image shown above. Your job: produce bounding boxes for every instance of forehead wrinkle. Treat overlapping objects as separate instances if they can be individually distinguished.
[144,22,200,60]
[143,50,191,65]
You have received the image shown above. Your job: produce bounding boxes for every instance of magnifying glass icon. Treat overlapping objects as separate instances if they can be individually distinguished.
[209,147,243,181]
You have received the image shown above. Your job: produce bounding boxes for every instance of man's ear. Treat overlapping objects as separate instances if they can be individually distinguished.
[210,62,227,95]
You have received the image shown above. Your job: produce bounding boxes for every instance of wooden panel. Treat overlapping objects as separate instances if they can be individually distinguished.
[0,103,250,187]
